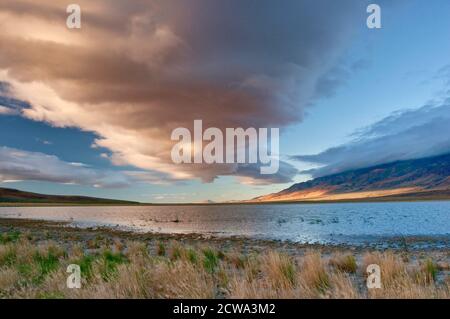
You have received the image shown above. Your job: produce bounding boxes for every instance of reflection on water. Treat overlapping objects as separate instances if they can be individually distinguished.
[0,201,449,246]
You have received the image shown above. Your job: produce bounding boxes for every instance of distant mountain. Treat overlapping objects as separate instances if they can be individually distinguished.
[199,200,216,204]
[253,153,450,202]
[0,188,138,205]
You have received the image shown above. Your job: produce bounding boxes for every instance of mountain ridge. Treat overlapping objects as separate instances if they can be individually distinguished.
[0,187,137,205]
[253,153,450,202]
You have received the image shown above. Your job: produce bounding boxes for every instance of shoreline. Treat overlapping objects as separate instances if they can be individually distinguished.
[0,217,448,254]
[1,196,450,207]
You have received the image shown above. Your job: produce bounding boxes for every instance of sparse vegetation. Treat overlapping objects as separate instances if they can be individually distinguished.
[0,227,448,299]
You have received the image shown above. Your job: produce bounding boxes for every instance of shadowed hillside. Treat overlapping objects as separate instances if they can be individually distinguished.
[0,188,137,205]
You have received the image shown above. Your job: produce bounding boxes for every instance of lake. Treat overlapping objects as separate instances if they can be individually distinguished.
[0,201,449,247]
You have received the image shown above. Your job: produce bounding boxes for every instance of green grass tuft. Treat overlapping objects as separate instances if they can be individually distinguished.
[76,255,96,280]
[202,248,219,273]
[37,292,65,299]
[0,247,16,267]
[33,251,60,283]
[330,255,357,273]
[0,231,21,244]
[281,261,296,286]
[424,259,438,282]
[99,250,128,281]
[157,242,166,257]
[186,248,198,264]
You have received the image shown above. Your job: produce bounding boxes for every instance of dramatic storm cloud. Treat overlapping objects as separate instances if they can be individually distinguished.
[0,0,366,184]
[292,99,450,177]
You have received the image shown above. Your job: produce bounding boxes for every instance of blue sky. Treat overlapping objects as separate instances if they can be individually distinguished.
[0,0,449,202]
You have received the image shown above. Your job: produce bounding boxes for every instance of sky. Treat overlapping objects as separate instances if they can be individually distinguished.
[0,0,450,203]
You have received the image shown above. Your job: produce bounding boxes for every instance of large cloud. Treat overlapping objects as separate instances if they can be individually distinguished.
[292,99,450,177]
[0,0,366,184]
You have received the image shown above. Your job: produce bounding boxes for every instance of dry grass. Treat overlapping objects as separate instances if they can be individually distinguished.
[0,268,20,292]
[261,251,296,289]
[0,231,448,299]
[329,253,357,273]
[297,252,331,296]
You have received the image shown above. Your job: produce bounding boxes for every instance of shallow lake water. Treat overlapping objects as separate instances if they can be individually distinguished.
[0,201,449,247]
